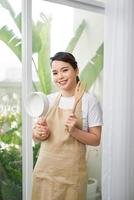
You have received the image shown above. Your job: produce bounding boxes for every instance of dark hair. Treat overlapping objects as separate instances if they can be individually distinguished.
[50,52,80,82]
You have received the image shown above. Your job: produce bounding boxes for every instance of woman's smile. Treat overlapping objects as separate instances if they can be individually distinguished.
[58,80,68,86]
[52,60,79,96]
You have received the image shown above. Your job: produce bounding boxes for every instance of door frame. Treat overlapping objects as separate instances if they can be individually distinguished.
[21,1,105,200]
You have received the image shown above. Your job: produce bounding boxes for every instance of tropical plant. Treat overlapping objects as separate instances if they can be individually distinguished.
[0,0,88,94]
[0,0,103,93]
[80,43,104,89]
[0,112,22,200]
[0,146,22,200]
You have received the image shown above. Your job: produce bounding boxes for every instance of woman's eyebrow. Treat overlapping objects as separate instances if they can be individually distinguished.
[60,66,69,70]
[52,66,69,72]
[52,69,57,72]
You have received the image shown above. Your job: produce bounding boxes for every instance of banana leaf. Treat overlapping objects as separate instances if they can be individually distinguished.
[0,25,42,58]
[66,19,86,53]
[37,19,52,94]
[15,13,21,32]
[0,0,42,53]
[32,22,42,54]
[0,26,21,61]
[0,0,21,32]
[80,43,104,90]
[0,0,15,20]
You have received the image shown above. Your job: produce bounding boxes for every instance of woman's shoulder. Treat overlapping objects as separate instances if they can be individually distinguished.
[83,92,103,127]
[83,92,99,105]
[47,92,59,107]
[47,92,59,99]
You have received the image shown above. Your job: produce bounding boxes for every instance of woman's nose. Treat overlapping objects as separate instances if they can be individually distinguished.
[58,72,63,79]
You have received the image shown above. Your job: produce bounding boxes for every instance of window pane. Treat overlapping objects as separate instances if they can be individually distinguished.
[32,1,104,200]
[0,0,22,199]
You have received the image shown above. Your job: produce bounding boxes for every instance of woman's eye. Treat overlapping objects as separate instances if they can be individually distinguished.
[52,72,57,75]
[63,69,68,72]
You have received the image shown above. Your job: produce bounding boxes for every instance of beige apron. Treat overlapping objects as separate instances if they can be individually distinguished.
[32,87,87,200]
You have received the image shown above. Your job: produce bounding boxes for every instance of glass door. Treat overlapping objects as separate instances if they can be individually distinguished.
[0,0,22,199]
[32,1,104,199]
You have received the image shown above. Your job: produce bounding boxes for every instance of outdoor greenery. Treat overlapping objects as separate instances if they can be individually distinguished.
[0,112,22,200]
[0,0,104,199]
[0,146,22,200]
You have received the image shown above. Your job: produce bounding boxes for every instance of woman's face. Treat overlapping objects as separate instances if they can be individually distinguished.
[51,60,79,94]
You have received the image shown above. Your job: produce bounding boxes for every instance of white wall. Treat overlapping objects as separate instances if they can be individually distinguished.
[73,9,104,72]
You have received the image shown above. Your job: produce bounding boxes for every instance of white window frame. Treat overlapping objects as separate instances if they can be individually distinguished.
[22,1,32,200]
[44,0,105,13]
[21,1,105,200]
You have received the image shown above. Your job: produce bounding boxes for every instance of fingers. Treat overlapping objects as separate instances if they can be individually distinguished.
[65,113,77,133]
[66,113,77,124]
[37,117,47,125]
[33,131,49,141]
[33,129,50,141]
[36,124,48,131]
[32,119,50,141]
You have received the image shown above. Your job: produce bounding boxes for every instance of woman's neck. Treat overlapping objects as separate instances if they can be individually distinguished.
[61,90,75,97]
[61,86,76,97]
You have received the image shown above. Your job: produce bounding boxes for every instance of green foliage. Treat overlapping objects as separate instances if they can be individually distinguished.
[0,0,53,93]
[66,20,86,53]
[0,147,22,184]
[33,143,41,167]
[0,26,21,61]
[80,43,104,90]
[0,0,104,93]
[0,0,15,20]
[37,17,52,93]
[15,13,21,32]
[0,112,22,200]
[32,22,42,54]
[0,112,21,144]
[0,147,22,200]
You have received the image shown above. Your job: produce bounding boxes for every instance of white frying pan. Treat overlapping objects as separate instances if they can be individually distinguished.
[25,92,49,118]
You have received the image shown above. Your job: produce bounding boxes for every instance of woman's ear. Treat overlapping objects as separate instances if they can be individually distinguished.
[76,68,79,76]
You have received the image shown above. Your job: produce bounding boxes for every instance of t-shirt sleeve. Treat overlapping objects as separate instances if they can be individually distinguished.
[87,94,103,128]
[47,92,59,110]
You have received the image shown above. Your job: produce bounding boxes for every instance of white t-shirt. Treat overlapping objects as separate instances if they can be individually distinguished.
[47,92,103,131]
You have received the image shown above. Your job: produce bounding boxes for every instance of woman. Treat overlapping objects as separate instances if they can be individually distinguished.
[32,52,103,200]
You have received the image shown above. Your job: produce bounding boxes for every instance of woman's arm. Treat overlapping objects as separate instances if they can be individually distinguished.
[69,126,101,146]
[65,113,102,146]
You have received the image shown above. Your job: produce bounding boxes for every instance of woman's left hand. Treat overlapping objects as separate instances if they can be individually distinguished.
[65,113,77,133]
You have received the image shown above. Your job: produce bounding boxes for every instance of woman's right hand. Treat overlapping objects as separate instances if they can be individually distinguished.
[32,118,50,141]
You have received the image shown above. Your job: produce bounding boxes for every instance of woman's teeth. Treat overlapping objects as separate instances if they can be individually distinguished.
[59,80,67,85]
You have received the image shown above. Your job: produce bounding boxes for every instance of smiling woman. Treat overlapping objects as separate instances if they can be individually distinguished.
[30,1,104,200]
[32,51,103,200]
[51,52,79,95]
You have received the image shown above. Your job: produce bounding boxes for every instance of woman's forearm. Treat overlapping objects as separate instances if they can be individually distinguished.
[70,126,101,146]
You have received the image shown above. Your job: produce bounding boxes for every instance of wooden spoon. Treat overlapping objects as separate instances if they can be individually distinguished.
[65,81,86,132]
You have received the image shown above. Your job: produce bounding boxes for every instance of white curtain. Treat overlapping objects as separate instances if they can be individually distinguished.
[102,0,134,200]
